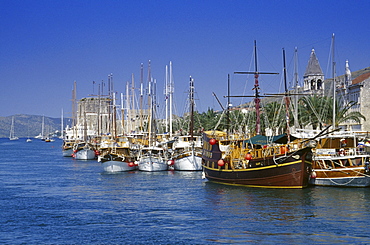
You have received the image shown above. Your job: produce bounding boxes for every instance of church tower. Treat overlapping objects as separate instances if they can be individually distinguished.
[345,59,352,87]
[303,49,324,93]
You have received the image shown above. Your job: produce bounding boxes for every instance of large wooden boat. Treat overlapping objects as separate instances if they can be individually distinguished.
[201,42,315,188]
[202,131,315,188]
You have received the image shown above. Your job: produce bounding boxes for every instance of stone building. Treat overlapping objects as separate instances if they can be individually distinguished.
[303,49,370,131]
[303,49,325,93]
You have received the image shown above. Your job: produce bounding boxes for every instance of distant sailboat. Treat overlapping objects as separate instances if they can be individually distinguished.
[26,127,32,142]
[9,116,19,140]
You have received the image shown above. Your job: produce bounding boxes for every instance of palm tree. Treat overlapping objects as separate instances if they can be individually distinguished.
[298,95,365,129]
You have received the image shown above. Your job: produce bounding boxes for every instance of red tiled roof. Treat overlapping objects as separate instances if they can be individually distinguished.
[352,71,370,84]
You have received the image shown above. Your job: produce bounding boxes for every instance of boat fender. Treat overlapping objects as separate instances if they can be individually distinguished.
[310,171,317,179]
[167,160,175,166]
[128,162,135,167]
[245,153,252,160]
[217,159,225,167]
[209,138,217,145]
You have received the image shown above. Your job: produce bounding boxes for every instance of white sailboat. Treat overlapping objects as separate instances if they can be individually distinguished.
[9,116,19,140]
[137,65,168,171]
[172,77,202,171]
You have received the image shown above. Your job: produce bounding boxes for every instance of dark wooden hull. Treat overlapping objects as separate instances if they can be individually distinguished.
[202,135,313,188]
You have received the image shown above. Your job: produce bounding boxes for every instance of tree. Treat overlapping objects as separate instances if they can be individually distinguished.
[298,95,366,129]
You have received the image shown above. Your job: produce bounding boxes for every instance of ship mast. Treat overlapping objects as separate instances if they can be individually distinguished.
[189,76,195,139]
[282,48,291,142]
[332,33,336,128]
[234,40,279,135]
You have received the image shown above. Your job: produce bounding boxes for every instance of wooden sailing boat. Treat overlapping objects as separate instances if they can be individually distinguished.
[98,89,138,172]
[172,76,202,171]
[307,34,370,187]
[202,41,316,188]
[9,116,19,140]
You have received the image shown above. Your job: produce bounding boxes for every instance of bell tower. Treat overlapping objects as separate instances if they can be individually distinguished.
[303,49,324,93]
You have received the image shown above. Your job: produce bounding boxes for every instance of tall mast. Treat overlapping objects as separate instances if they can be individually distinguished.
[227,74,230,137]
[283,48,291,142]
[120,92,124,135]
[112,91,117,138]
[293,47,299,130]
[169,61,174,138]
[72,81,77,128]
[165,65,169,133]
[189,76,194,139]
[234,40,278,135]
[140,63,144,132]
[253,41,261,135]
[332,33,336,128]
[131,73,135,133]
[125,81,130,133]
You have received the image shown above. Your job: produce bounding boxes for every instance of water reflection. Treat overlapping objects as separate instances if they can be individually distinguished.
[202,181,370,243]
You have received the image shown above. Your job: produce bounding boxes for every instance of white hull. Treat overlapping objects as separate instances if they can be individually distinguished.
[174,153,202,171]
[102,161,137,172]
[62,149,73,157]
[309,166,370,187]
[75,149,96,160]
[310,176,370,187]
[138,156,168,171]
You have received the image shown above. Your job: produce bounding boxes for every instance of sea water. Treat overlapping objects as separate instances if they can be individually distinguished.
[1,138,370,244]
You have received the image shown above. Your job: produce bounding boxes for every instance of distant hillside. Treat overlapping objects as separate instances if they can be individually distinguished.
[0,114,72,138]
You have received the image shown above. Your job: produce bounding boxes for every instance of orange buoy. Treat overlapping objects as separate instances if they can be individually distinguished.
[245,153,252,160]
[217,159,225,166]
[209,138,217,145]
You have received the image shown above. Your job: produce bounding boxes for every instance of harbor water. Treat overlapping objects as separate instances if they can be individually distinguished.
[1,138,370,244]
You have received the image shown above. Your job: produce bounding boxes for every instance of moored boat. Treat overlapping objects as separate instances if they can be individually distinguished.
[172,77,202,171]
[201,42,316,188]
[202,131,315,188]
[62,140,75,157]
[137,146,168,171]
[72,142,97,160]
[299,130,370,187]
[173,135,202,171]
[98,136,138,172]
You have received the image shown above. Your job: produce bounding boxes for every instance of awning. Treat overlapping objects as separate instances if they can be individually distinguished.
[245,134,296,145]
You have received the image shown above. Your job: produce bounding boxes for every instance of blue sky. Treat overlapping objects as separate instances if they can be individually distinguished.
[1,0,369,118]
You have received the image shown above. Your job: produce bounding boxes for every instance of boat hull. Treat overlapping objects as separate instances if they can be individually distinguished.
[74,149,96,160]
[310,165,370,187]
[62,149,73,157]
[138,157,168,171]
[174,153,202,171]
[203,158,311,188]
[102,160,137,172]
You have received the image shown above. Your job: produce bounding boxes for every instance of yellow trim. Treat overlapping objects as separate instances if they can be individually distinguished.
[203,160,311,172]
[207,180,306,189]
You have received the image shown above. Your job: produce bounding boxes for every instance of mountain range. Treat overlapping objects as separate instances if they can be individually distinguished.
[0,114,71,138]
